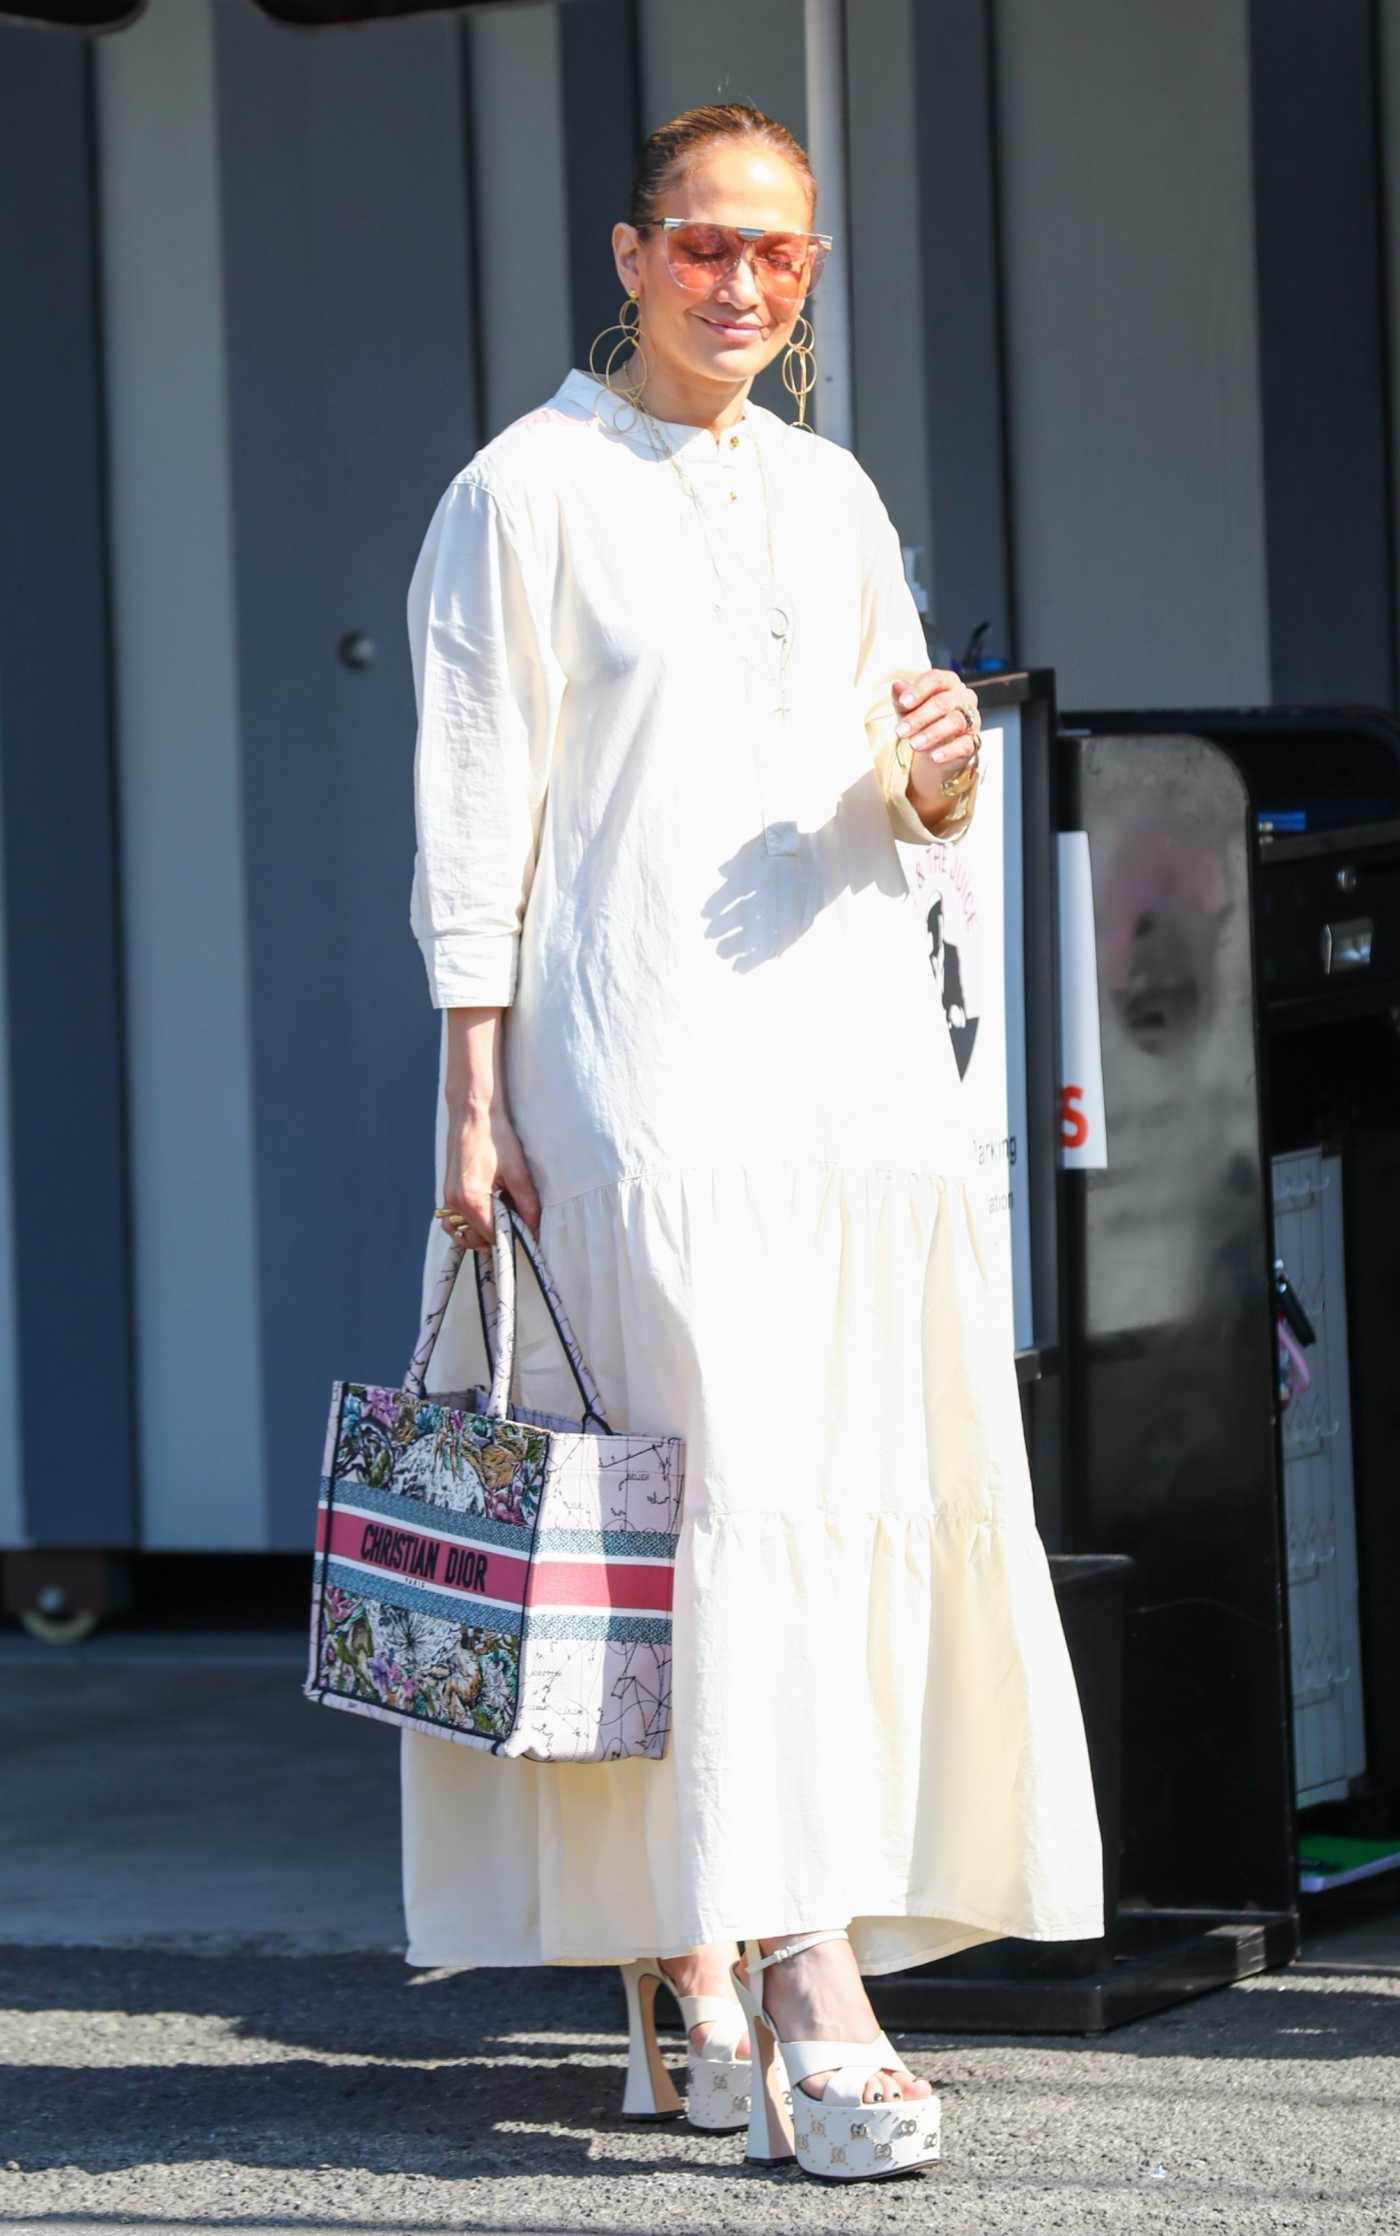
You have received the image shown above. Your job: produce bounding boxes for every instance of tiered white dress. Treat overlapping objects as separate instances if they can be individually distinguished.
[399,366,1103,1974]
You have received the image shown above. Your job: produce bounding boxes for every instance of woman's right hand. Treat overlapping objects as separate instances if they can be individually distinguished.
[439,1103,541,1250]
[435,1006,542,1250]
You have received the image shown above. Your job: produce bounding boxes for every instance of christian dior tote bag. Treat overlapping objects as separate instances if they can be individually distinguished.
[304,1192,684,1761]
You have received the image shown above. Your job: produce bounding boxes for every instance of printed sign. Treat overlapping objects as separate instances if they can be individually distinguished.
[902,711,1032,1352]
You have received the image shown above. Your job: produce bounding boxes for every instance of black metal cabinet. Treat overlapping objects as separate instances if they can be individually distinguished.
[1061,703,1400,1970]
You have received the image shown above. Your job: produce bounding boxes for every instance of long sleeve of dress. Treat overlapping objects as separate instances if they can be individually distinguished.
[407,475,566,1008]
[854,470,976,848]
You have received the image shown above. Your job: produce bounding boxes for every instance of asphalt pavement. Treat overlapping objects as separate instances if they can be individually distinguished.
[2,1631,1398,2236]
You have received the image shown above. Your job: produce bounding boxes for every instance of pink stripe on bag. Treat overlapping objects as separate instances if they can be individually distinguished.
[316,1504,674,1613]
[318,1505,528,1607]
[525,1560,676,1613]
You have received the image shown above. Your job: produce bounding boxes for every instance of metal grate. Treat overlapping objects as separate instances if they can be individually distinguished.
[1272,1148,1367,1804]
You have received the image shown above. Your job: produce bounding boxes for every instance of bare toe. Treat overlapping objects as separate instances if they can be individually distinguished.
[863,2066,933,2103]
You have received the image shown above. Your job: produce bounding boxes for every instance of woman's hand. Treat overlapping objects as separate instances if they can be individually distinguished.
[434,1006,542,1250]
[890,667,982,831]
[440,1102,541,1251]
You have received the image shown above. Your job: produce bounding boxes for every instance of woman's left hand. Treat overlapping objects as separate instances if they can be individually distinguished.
[891,667,981,819]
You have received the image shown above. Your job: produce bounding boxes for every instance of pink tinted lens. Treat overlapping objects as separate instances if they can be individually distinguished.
[664,224,825,302]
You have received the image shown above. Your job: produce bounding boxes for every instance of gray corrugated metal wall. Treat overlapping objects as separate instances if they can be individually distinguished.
[96,0,478,1549]
[0,22,137,1551]
[994,0,1273,705]
[2,0,1398,1558]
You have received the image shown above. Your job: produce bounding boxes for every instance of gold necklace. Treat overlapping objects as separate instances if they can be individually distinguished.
[633,398,794,719]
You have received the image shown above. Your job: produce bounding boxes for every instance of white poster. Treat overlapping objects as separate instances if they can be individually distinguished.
[901,711,1032,1352]
[1056,832,1109,1169]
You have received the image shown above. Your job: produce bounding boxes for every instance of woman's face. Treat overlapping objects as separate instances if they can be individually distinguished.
[614,139,816,395]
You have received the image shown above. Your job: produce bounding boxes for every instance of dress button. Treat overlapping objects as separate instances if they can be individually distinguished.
[729,433,740,448]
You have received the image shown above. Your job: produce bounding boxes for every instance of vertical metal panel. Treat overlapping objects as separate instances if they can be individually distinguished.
[638,0,807,130]
[1379,1,1400,701]
[0,28,136,1546]
[994,0,1271,705]
[214,0,478,1548]
[905,0,1011,664]
[0,706,22,1544]
[802,0,853,447]
[97,0,265,1548]
[1250,0,1396,708]
[637,0,807,425]
[469,2,572,434]
[559,0,642,375]
[844,0,933,588]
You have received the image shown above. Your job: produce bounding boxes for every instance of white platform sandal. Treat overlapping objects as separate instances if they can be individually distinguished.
[619,1958,753,2131]
[730,1931,941,2182]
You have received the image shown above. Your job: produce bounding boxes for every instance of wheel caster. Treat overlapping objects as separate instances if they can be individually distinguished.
[3,1551,128,1640]
[19,1606,100,1645]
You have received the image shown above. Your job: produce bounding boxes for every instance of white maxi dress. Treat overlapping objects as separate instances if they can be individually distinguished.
[400,365,1103,1975]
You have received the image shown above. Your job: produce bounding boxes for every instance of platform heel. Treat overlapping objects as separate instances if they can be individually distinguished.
[731,1933,941,2183]
[741,1970,796,2165]
[619,1958,752,2130]
[620,1960,685,2119]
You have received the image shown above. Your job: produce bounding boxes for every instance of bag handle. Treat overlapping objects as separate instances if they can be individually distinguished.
[476,1193,612,1429]
[404,1194,612,1432]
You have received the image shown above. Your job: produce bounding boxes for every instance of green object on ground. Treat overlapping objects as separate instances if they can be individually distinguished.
[1298,1832,1400,1890]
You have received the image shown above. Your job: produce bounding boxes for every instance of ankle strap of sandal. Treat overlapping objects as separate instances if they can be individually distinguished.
[747,1929,848,1973]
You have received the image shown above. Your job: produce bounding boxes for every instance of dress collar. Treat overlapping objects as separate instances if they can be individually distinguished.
[557,365,761,462]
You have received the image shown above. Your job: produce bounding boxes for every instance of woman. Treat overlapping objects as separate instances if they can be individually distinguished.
[404,102,1102,2186]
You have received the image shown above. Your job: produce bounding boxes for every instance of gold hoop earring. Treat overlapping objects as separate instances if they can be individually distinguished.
[588,291,648,425]
[781,314,817,431]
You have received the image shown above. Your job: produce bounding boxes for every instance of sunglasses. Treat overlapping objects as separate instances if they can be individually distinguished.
[646,218,833,306]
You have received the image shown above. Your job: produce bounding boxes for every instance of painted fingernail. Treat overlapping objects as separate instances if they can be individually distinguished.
[895,720,909,736]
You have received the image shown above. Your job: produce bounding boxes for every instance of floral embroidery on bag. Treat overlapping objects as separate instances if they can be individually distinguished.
[317,1579,521,1739]
[334,1385,547,1524]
